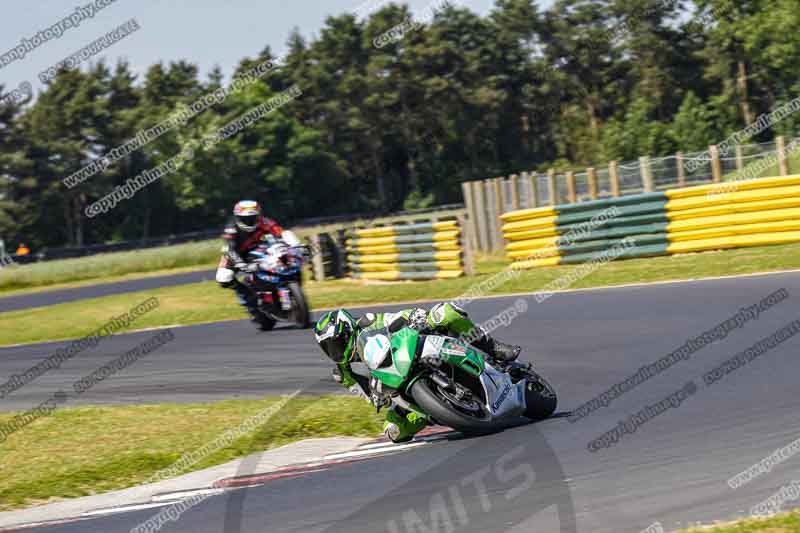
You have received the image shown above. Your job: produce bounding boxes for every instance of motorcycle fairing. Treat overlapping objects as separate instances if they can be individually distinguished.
[479,362,527,418]
[364,328,419,389]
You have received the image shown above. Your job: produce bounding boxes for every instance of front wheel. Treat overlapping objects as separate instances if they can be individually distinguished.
[522,370,557,421]
[288,281,311,329]
[241,297,276,331]
[251,310,276,331]
[410,379,496,435]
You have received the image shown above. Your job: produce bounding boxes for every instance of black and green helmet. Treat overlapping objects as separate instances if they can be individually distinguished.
[314,310,356,363]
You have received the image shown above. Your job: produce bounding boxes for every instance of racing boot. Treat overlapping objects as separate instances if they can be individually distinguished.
[473,334,521,363]
[234,282,266,327]
[491,338,522,362]
[383,407,428,443]
[235,283,258,310]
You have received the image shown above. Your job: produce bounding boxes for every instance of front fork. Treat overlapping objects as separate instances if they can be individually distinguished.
[276,286,292,311]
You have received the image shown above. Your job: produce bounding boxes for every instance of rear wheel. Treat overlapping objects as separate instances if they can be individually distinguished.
[288,281,311,329]
[410,378,495,435]
[522,370,557,421]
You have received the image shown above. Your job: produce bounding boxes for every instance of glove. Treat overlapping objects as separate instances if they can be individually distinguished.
[407,308,429,332]
[333,365,356,388]
[371,392,391,410]
[348,384,370,401]
[369,376,391,410]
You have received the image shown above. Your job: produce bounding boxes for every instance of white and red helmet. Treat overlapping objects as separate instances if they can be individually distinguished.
[233,200,263,232]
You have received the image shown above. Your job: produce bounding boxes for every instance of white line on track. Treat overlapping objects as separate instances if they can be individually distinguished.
[324,441,429,460]
[81,488,227,518]
[150,488,225,502]
[81,501,179,517]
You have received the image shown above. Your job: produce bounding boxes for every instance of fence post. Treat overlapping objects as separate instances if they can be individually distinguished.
[509,174,520,210]
[493,177,505,251]
[609,160,620,196]
[587,167,598,200]
[520,171,530,208]
[777,136,789,176]
[566,171,576,203]
[309,233,326,281]
[639,156,654,192]
[330,231,346,279]
[709,145,722,183]
[528,172,540,208]
[485,180,498,252]
[493,178,504,215]
[457,214,475,276]
[460,181,479,252]
[472,180,489,253]
[676,152,686,187]
[547,168,557,206]
[735,145,744,172]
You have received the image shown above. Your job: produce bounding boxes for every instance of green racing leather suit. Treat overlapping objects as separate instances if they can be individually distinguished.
[334,303,491,442]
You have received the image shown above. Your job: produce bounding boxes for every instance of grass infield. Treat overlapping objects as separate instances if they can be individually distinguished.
[0,395,383,511]
[680,511,800,533]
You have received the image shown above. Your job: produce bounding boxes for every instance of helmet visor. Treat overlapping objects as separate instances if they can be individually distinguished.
[320,335,350,363]
[238,215,259,228]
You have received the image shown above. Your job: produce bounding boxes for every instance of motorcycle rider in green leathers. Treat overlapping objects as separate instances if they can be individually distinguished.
[313,303,521,443]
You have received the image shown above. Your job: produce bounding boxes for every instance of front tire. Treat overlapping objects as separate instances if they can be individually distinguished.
[523,371,557,421]
[252,311,276,331]
[410,379,495,435]
[288,281,311,329]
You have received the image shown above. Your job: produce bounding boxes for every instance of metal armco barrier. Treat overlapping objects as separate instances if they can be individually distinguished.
[501,174,800,268]
[347,217,473,280]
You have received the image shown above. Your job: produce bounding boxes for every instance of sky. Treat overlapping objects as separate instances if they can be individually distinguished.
[0,0,552,98]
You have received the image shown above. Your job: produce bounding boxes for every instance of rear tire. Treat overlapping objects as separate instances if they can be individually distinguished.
[410,379,495,435]
[523,371,557,421]
[288,281,311,329]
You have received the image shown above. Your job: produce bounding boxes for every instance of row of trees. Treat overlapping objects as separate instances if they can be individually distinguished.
[1,0,799,248]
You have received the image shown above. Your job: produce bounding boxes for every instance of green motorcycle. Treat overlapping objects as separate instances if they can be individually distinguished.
[355,325,558,433]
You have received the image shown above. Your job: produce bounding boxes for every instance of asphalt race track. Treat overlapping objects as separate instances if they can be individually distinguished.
[0,269,216,313]
[4,271,800,532]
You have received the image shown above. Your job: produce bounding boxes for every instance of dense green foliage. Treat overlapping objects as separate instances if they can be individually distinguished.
[1,0,798,248]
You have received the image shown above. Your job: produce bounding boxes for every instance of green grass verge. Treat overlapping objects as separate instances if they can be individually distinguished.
[1,242,799,347]
[0,240,221,295]
[681,511,800,532]
[0,396,382,511]
[0,264,219,299]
